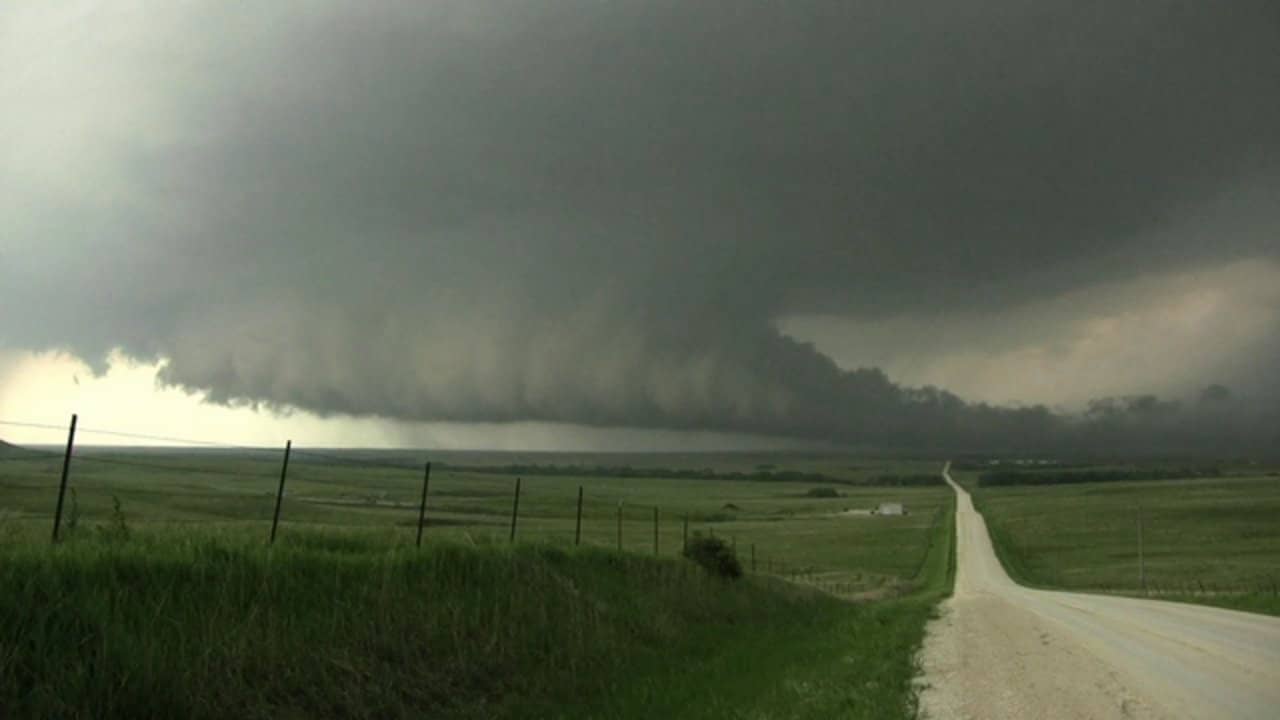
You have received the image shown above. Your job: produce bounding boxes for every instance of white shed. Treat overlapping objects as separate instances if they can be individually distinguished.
[875,502,905,516]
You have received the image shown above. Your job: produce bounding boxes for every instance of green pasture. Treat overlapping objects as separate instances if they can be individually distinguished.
[0,446,957,719]
[959,469,1280,615]
[0,449,949,595]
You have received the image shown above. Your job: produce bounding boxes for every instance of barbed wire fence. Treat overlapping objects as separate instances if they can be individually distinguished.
[0,414,948,597]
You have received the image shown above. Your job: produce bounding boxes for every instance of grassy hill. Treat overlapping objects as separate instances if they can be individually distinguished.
[0,518,954,719]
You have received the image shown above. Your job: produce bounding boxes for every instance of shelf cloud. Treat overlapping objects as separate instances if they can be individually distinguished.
[2,2,1277,452]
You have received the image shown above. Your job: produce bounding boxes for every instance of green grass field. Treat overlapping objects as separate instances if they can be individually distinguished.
[0,446,954,718]
[0,449,950,596]
[957,468,1280,615]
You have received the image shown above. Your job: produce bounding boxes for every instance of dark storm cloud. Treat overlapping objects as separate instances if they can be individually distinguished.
[2,1,1277,450]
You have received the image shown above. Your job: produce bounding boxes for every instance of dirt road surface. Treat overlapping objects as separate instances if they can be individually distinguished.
[917,464,1280,719]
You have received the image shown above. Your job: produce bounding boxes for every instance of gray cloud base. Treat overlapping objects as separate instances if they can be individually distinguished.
[1,2,1277,452]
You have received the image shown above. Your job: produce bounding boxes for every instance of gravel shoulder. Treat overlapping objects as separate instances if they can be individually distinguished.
[917,465,1280,720]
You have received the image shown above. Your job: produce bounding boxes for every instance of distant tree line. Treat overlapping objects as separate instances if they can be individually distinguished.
[441,463,847,484]
[440,463,944,487]
[978,467,1222,487]
[868,473,945,487]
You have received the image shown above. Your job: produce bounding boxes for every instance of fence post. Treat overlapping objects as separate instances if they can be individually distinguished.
[269,440,292,545]
[575,486,584,546]
[751,543,756,572]
[1137,504,1146,595]
[617,503,623,551]
[682,514,689,554]
[51,413,78,543]
[416,462,432,547]
[509,477,522,543]
[653,507,659,556]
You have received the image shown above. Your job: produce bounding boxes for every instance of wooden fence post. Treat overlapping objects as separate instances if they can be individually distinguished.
[51,414,78,543]
[616,503,623,551]
[682,514,689,554]
[416,462,432,547]
[269,440,292,544]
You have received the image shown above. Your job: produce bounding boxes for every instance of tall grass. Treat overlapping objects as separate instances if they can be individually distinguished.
[0,523,948,719]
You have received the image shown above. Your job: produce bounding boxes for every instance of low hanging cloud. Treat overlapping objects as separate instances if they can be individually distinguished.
[1,2,1278,452]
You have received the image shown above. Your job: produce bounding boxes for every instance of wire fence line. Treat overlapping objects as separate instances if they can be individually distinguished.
[0,414,912,597]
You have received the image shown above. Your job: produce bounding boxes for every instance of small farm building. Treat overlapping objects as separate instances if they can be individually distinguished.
[875,502,905,516]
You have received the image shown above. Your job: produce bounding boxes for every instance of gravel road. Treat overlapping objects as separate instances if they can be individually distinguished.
[917,464,1280,719]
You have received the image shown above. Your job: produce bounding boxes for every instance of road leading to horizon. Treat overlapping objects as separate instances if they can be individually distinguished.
[918,463,1280,719]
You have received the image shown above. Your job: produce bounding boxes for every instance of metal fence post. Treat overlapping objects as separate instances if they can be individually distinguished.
[1138,504,1146,595]
[416,462,432,547]
[509,477,521,543]
[269,440,292,544]
[575,485,583,546]
[51,414,78,543]
[653,507,659,556]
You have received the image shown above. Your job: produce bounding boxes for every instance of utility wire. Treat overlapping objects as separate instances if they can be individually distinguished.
[2,416,421,472]
[77,426,280,454]
[1,417,280,454]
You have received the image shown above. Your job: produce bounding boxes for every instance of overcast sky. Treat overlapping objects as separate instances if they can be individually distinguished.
[2,2,1277,452]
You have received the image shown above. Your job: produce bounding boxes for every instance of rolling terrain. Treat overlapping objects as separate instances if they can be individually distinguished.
[0,448,954,718]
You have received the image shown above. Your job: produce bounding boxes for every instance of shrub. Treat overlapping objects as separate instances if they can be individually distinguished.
[682,534,742,580]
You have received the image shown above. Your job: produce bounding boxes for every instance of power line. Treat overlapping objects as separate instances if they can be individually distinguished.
[1,417,280,454]
[2,416,421,471]
[76,426,278,454]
